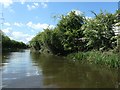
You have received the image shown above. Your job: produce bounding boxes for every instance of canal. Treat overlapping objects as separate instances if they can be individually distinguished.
[1,49,118,88]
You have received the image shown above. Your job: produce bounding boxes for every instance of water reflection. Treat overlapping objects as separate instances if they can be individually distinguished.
[2,49,25,65]
[1,50,118,88]
[2,50,44,88]
[30,53,118,88]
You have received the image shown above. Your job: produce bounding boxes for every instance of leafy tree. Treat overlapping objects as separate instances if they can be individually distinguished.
[43,28,65,55]
[30,10,119,55]
[82,11,117,51]
[2,33,27,50]
[57,11,85,52]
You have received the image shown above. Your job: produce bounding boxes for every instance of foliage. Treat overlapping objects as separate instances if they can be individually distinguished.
[29,10,119,56]
[2,33,27,50]
[57,11,85,52]
[82,11,117,51]
[67,51,119,68]
[30,28,65,55]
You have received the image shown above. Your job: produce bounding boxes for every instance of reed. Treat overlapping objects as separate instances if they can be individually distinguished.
[67,51,119,68]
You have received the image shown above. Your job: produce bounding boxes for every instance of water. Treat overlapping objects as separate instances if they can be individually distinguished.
[1,49,119,88]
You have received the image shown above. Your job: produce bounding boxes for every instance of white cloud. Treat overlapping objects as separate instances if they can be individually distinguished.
[41,2,47,8]
[1,0,14,13]
[26,35,34,42]
[2,21,54,43]
[27,3,39,11]
[4,22,23,27]
[68,10,83,16]
[4,22,11,26]
[14,22,23,27]
[26,21,55,31]
[11,31,34,43]
[20,0,26,4]
[34,3,39,7]
[2,28,34,43]
[27,4,33,11]
[1,0,13,8]
[27,2,47,10]
[2,28,11,34]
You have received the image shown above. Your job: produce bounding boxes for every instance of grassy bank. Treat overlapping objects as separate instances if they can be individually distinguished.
[67,51,119,68]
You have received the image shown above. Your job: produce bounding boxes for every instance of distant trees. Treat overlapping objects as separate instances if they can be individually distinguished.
[30,28,65,55]
[29,10,120,55]
[2,33,28,50]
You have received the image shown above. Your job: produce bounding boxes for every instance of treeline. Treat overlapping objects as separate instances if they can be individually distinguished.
[29,10,120,55]
[1,33,28,50]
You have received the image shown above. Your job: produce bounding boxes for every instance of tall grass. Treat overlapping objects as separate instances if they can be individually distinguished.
[67,51,119,68]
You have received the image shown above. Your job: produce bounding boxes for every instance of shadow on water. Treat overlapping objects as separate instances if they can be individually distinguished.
[30,52,118,88]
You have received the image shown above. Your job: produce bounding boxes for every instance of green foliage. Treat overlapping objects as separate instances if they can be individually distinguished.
[57,11,85,52]
[29,10,119,56]
[2,34,27,50]
[67,51,119,68]
[42,28,65,55]
[114,35,120,52]
[30,28,65,55]
[82,11,117,51]
[29,10,119,68]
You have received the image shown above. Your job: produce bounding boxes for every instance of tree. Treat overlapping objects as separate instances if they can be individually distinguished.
[57,11,85,52]
[29,10,119,55]
[82,11,117,51]
[2,33,27,50]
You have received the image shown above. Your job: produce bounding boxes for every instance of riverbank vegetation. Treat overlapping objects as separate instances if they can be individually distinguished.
[1,32,28,51]
[67,51,119,68]
[29,10,120,68]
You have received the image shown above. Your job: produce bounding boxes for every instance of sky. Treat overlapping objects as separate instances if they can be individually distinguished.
[0,1,118,43]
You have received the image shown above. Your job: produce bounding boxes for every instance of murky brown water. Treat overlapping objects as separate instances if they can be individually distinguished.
[1,49,119,88]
